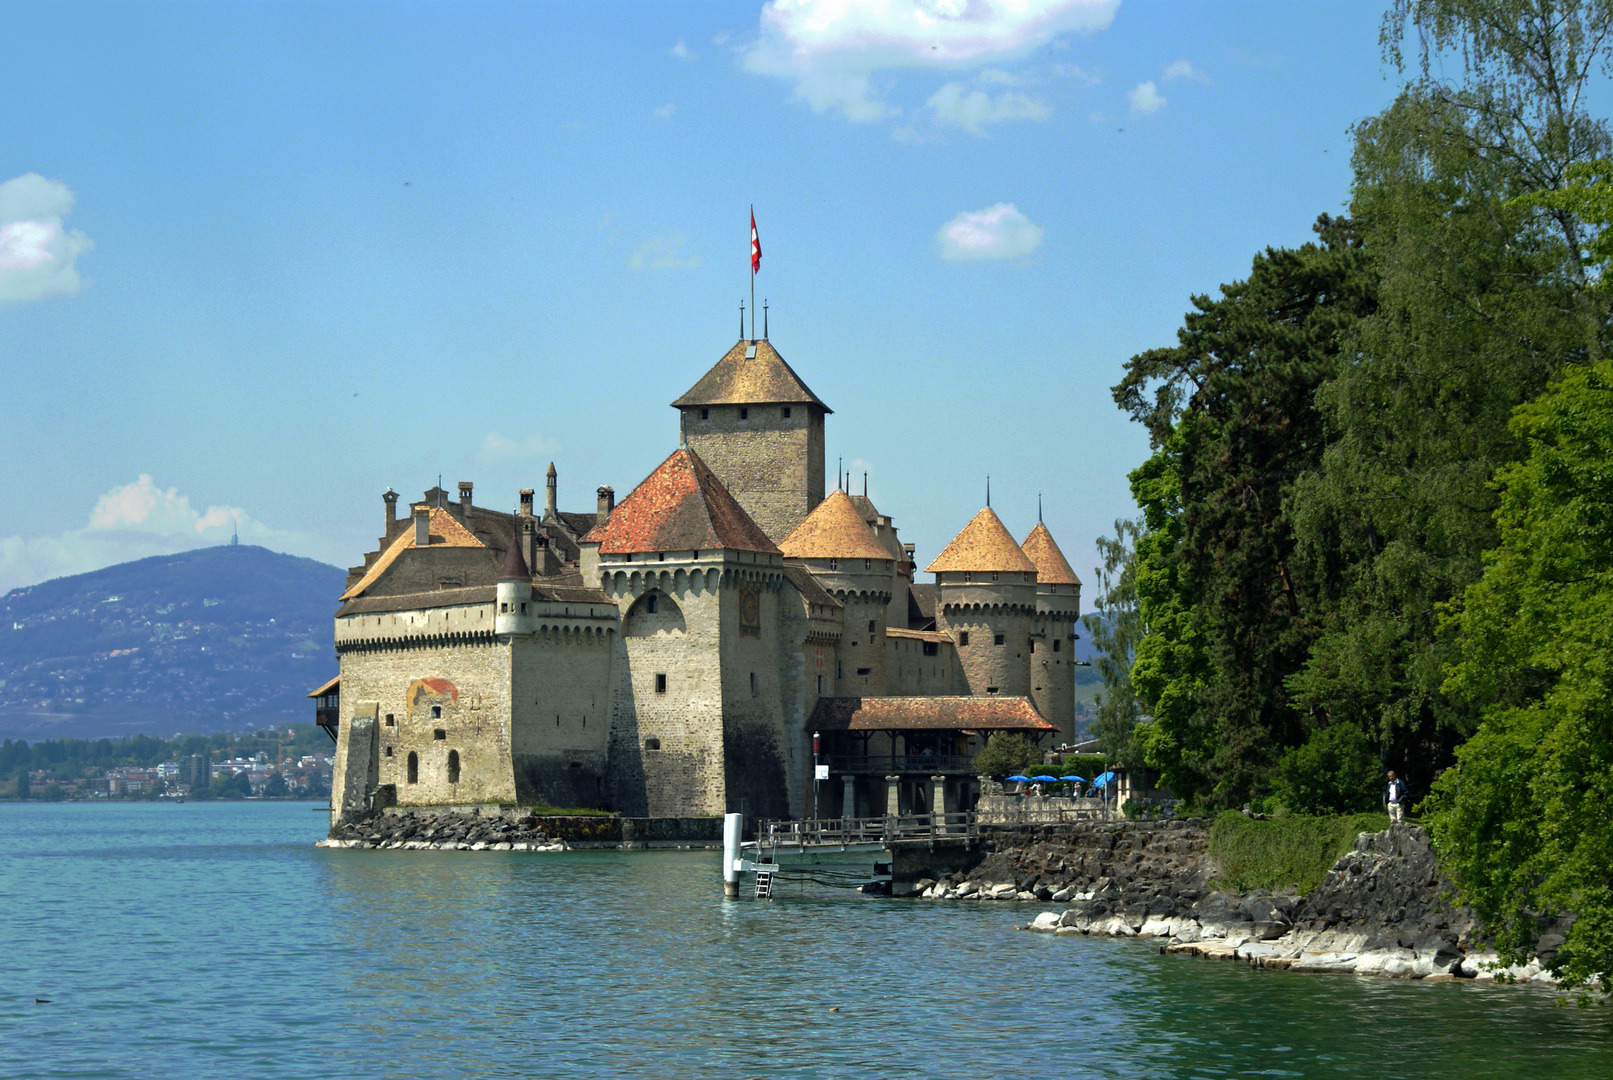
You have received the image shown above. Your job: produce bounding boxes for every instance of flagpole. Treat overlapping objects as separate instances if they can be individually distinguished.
[749,204,756,341]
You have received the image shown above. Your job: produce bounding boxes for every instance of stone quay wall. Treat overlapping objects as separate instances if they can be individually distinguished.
[320,805,723,850]
[903,819,1569,986]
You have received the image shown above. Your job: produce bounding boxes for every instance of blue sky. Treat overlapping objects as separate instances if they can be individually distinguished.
[1,0,1402,594]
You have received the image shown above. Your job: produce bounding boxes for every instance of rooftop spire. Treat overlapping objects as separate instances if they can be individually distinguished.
[986,475,991,508]
[1038,492,1043,522]
[763,298,769,341]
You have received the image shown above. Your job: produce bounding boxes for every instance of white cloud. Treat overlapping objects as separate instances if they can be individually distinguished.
[0,173,93,302]
[1127,79,1165,115]
[628,231,700,270]
[653,102,677,120]
[935,203,1043,261]
[1162,59,1208,83]
[742,0,1118,122]
[474,431,561,465]
[0,476,304,593]
[670,38,694,60]
[926,80,1051,134]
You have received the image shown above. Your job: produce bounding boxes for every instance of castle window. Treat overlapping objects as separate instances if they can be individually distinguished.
[994,634,1005,646]
[868,619,876,633]
[434,729,446,740]
[959,632,970,646]
[385,714,395,726]
[856,667,871,677]
[782,407,791,418]
[740,407,749,420]
[964,572,972,583]
[385,746,393,757]
[837,660,843,679]
[986,686,999,694]
[645,738,661,751]
[923,642,938,656]
[430,705,442,719]
[655,673,667,693]
[701,408,709,419]
[647,595,658,613]
[816,675,824,695]
[447,750,460,785]
[1030,641,1035,653]
[991,572,1000,582]
[750,672,758,696]
[658,553,665,561]
[828,558,837,570]
[501,602,508,613]
[406,752,418,784]
[520,603,527,613]
[864,560,871,570]
[1053,639,1060,652]
[1025,573,1033,582]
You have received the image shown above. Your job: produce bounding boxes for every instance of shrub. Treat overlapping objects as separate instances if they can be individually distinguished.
[1209,810,1390,894]
[1271,722,1382,814]
[972,732,1038,779]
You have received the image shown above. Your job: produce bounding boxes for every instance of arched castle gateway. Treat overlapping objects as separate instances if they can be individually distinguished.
[324,328,1082,826]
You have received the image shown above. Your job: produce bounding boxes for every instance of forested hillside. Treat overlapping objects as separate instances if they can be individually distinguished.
[0,544,344,739]
[1084,0,1613,992]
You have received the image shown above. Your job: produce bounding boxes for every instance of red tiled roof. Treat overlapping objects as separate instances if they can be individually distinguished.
[1021,522,1081,586]
[671,338,831,411]
[581,447,780,555]
[340,507,486,601]
[926,507,1038,575]
[808,695,1054,733]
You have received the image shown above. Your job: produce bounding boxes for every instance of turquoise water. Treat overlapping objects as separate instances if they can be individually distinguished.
[2,803,1608,1079]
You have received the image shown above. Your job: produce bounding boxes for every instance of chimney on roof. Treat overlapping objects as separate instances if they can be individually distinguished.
[413,506,431,548]
[522,516,537,575]
[519,488,535,517]
[383,489,399,533]
[534,534,561,576]
[546,462,558,520]
[458,482,473,512]
[597,485,615,524]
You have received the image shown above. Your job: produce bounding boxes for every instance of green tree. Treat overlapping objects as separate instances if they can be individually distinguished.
[263,771,289,798]
[972,732,1038,780]
[15,768,30,800]
[1114,217,1376,808]
[211,770,251,799]
[1271,722,1384,814]
[1083,518,1145,767]
[1429,354,1613,993]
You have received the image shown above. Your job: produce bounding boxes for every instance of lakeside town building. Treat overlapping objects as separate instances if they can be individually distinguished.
[323,328,1082,826]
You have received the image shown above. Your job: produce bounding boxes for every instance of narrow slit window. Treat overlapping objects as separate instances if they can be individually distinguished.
[406,752,418,784]
[447,749,460,784]
[655,673,667,694]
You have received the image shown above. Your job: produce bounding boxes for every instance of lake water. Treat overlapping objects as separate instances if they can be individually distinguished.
[2,802,1609,1079]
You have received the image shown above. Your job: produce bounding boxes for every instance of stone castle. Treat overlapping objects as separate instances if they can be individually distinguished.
[324,330,1082,827]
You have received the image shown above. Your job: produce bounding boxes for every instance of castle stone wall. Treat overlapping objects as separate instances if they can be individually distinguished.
[884,634,962,696]
[510,623,614,808]
[936,583,1037,699]
[1030,586,1080,741]
[682,403,824,542]
[340,641,518,806]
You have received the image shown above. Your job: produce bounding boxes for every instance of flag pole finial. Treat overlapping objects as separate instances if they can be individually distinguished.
[1038,493,1043,522]
[986,475,991,509]
[763,298,768,341]
[739,300,745,340]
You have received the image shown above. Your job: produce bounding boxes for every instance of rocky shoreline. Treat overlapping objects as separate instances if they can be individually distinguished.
[316,808,566,852]
[904,819,1569,986]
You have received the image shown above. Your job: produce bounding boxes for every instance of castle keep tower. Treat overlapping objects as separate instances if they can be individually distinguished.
[927,508,1038,700]
[672,337,830,544]
[1021,522,1082,741]
[780,489,895,697]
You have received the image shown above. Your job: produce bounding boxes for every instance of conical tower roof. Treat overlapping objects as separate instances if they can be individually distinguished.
[671,338,831,412]
[1020,523,1081,586]
[780,490,891,562]
[581,447,779,555]
[499,523,530,581]
[925,508,1037,575]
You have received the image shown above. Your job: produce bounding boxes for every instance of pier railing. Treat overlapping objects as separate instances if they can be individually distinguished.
[752,812,980,851]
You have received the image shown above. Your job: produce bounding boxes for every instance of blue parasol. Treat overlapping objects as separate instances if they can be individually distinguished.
[1059,775,1085,783]
[1031,775,1059,782]
[1006,775,1032,782]
[1092,771,1116,787]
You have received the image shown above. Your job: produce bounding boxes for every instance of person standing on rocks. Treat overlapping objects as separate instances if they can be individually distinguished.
[1384,771,1408,824]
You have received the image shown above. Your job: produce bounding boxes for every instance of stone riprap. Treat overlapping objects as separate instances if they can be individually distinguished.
[909,820,1566,985]
[317,808,565,851]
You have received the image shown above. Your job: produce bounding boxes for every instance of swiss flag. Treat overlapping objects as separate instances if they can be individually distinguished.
[750,209,761,273]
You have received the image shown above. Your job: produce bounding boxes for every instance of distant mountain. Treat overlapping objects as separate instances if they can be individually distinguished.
[0,545,345,741]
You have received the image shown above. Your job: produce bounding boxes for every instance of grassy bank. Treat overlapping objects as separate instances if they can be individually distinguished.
[1209,811,1391,895]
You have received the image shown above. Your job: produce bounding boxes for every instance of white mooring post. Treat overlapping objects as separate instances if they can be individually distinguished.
[722,812,743,899]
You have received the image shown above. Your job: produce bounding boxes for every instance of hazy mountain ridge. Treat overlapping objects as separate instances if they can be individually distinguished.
[0,545,344,740]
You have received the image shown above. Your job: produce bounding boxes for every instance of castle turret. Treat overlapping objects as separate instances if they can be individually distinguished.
[926,508,1038,700]
[1021,522,1082,741]
[671,337,830,543]
[495,523,533,637]
[545,462,558,520]
[780,489,895,695]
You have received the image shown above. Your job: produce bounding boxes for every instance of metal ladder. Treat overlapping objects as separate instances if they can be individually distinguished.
[754,868,775,899]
